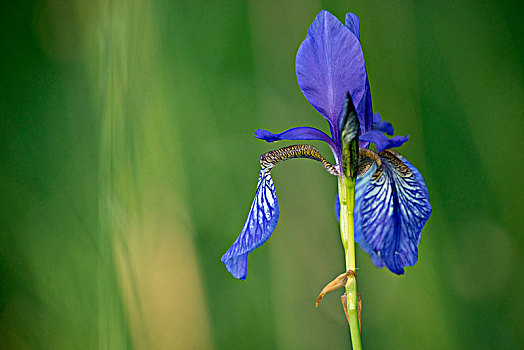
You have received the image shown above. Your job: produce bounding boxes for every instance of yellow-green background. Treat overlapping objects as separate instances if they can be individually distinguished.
[1,1,522,349]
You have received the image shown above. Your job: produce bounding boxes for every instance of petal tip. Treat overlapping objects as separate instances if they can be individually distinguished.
[254,129,275,142]
[391,267,405,275]
[221,253,248,280]
[344,13,361,40]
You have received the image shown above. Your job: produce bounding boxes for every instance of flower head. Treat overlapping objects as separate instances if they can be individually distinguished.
[222,10,431,279]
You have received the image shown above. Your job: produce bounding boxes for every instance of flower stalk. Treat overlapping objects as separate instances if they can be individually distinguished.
[338,175,362,350]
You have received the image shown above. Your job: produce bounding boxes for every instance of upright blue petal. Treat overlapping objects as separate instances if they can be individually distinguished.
[345,13,374,134]
[357,150,431,274]
[221,168,280,280]
[360,130,409,152]
[254,127,338,161]
[296,10,367,140]
[360,78,374,133]
[345,13,360,40]
[345,14,402,137]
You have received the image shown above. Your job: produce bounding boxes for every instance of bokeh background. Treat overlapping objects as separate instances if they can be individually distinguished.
[1,0,523,349]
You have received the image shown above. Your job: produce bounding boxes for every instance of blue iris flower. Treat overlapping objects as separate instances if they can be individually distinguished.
[222,10,431,279]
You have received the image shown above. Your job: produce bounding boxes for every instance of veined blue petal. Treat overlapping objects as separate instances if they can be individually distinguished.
[393,151,429,200]
[354,161,384,266]
[360,130,409,152]
[372,113,394,135]
[357,150,432,274]
[296,10,367,138]
[254,127,337,158]
[221,168,280,280]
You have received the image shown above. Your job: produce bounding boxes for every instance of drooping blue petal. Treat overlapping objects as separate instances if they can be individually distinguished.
[221,168,280,280]
[254,127,337,160]
[357,150,432,274]
[393,151,430,200]
[372,113,394,135]
[353,161,385,267]
[296,10,367,140]
[360,130,409,152]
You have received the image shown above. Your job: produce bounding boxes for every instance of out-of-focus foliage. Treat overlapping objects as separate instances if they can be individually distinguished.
[0,0,522,349]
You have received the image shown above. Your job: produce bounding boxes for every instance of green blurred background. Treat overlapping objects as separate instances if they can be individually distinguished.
[1,0,523,349]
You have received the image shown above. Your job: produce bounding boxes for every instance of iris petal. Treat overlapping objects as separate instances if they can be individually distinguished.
[296,10,367,138]
[221,169,280,280]
[360,130,409,152]
[360,79,374,133]
[393,151,430,200]
[344,13,374,134]
[344,13,360,40]
[254,127,337,158]
[372,113,394,135]
[357,150,431,274]
[354,161,385,267]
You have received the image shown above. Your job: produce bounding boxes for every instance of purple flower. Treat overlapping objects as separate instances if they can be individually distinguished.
[222,10,431,279]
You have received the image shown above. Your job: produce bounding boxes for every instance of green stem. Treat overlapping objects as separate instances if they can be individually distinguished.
[338,176,362,350]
